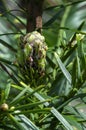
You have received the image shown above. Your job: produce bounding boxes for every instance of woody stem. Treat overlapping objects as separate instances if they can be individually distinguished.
[26,0,44,33]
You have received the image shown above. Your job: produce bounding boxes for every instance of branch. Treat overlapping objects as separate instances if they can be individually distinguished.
[26,0,44,33]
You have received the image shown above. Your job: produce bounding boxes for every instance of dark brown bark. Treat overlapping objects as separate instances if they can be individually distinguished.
[26,0,44,33]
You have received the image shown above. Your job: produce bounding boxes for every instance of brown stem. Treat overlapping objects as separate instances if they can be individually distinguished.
[26,0,44,33]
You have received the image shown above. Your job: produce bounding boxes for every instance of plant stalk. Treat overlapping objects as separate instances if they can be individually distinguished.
[26,0,44,33]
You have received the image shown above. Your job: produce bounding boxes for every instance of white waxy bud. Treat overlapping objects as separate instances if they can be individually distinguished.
[18,31,48,77]
[24,43,32,58]
[0,103,9,111]
[76,33,85,41]
[41,36,45,42]
[43,45,48,50]
[10,106,15,111]
[27,34,35,43]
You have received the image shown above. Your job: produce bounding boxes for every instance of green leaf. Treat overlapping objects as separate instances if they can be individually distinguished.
[15,101,50,110]
[10,87,28,105]
[20,82,73,130]
[0,32,22,36]
[43,29,57,47]
[43,7,65,27]
[76,56,81,81]
[64,115,83,130]
[17,114,39,130]
[13,108,50,115]
[0,39,17,52]
[9,114,25,130]
[51,107,73,130]
[72,58,77,87]
[0,62,20,85]
[54,52,72,84]
[0,57,13,65]
[4,80,11,100]
[9,12,26,28]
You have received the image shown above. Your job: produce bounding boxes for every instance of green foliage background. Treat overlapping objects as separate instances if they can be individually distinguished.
[0,0,86,130]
